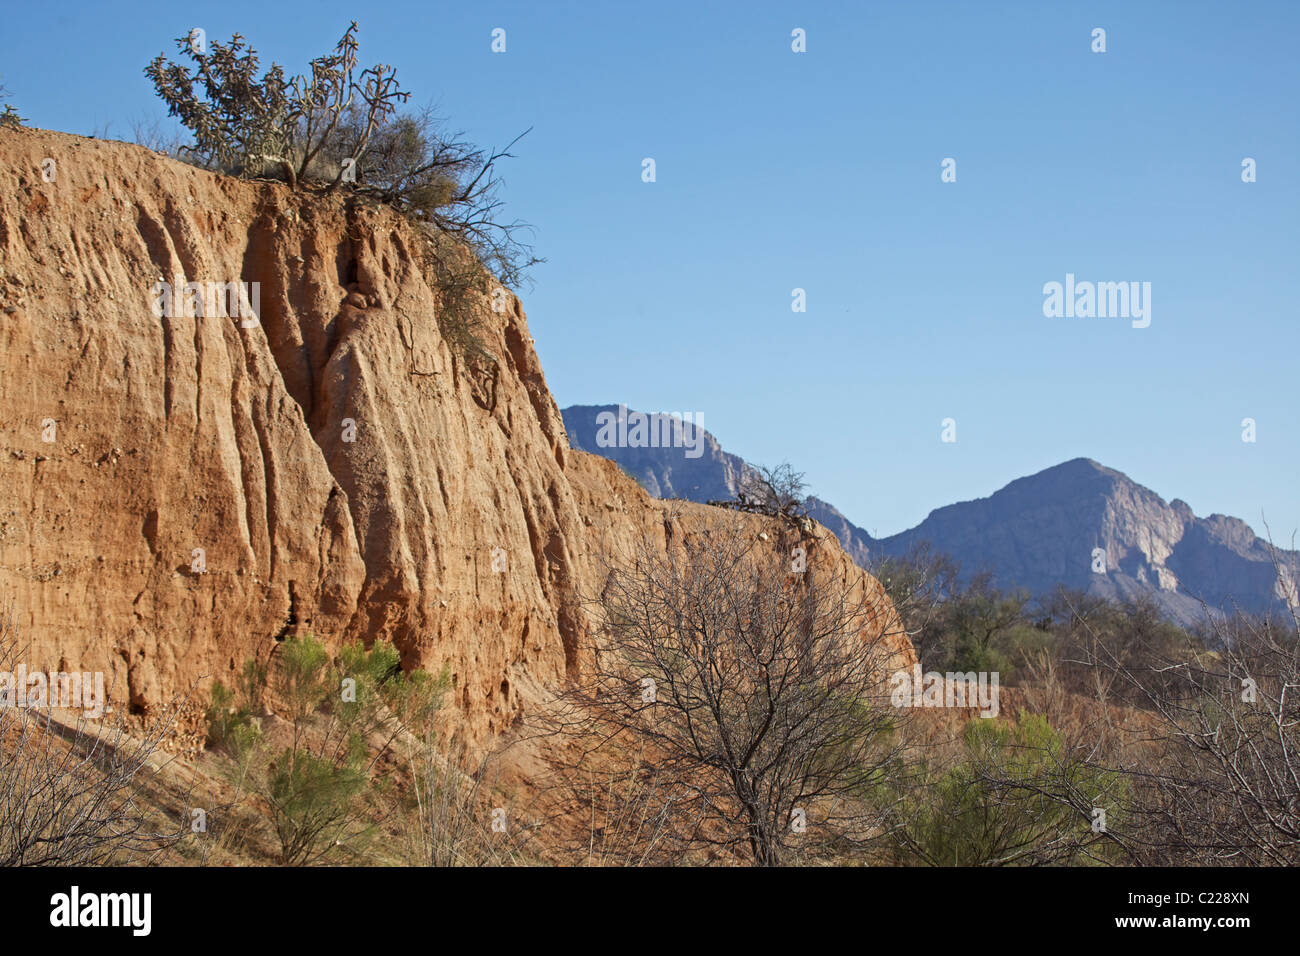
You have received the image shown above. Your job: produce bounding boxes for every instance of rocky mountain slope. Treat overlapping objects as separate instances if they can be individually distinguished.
[561,404,755,502]
[0,129,908,743]
[564,404,1297,624]
[881,458,1296,623]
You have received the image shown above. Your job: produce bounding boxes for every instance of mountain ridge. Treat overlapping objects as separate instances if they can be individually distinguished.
[562,404,1298,624]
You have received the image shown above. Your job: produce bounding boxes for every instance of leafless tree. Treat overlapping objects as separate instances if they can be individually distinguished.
[548,513,907,865]
[1055,578,1300,865]
[870,542,960,668]
[0,610,187,865]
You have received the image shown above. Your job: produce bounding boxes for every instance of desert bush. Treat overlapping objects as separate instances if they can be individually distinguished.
[403,729,540,866]
[891,714,1122,866]
[204,678,260,760]
[207,634,446,864]
[145,23,538,289]
[942,573,1034,674]
[0,83,22,128]
[735,461,809,520]
[418,229,502,370]
[874,546,1039,677]
[337,104,540,289]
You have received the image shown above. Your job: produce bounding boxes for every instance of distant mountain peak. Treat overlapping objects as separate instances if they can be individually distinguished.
[562,403,1297,624]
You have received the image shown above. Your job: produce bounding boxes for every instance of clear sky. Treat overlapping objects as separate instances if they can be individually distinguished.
[4,1,1297,540]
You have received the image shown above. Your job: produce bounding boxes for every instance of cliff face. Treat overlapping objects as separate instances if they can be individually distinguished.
[0,129,909,740]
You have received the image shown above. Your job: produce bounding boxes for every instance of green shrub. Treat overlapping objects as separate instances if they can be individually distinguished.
[895,715,1122,866]
[207,634,446,864]
[204,680,260,760]
[267,743,368,865]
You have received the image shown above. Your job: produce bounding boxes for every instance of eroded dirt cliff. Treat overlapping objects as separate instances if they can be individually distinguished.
[0,128,911,744]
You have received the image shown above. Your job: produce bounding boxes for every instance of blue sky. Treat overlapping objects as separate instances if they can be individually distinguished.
[4,1,1297,539]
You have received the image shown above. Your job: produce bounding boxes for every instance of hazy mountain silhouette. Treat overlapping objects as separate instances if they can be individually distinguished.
[563,404,1297,624]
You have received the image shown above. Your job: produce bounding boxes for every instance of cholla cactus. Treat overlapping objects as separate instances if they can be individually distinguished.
[0,83,22,129]
[142,23,539,289]
[144,22,407,189]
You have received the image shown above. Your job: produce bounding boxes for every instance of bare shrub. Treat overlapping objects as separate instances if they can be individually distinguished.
[0,610,186,865]
[1068,595,1300,865]
[735,461,809,519]
[404,729,539,866]
[547,512,907,865]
